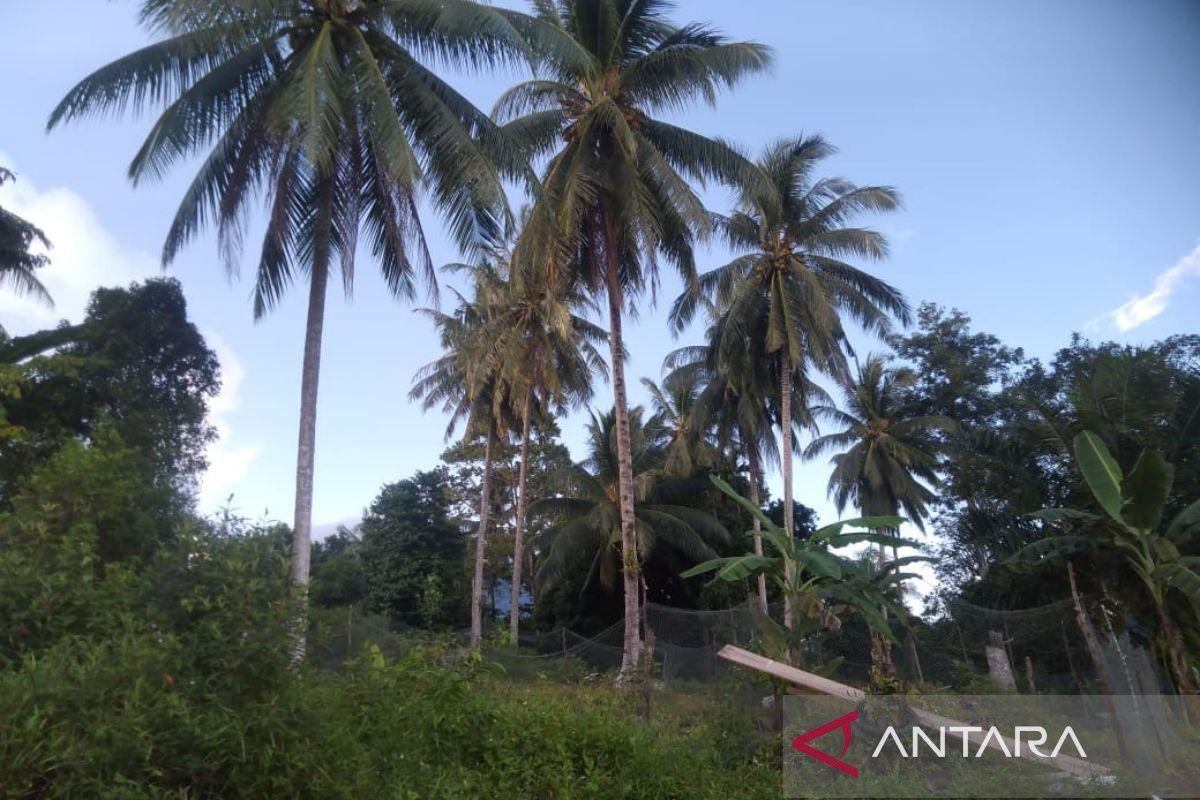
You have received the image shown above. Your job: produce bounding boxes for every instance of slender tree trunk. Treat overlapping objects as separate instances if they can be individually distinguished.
[509,389,534,645]
[879,526,920,684]
[470,425,496,650]
[746,444,769,616]
[290,258,329,663]
[779,356,795,630]
[602,217,642,677]
[1067,560,1111,693]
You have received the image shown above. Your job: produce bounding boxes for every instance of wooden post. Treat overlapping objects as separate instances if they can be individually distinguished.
[1024,655,1038,694]
[955,619,970,663]
[1062,619,1085,693]
[1003,619,1018,678]
[986,630,1017,691]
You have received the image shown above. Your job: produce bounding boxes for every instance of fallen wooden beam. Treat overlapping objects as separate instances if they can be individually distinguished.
[717,644,1107,780]
[719,644,865,702]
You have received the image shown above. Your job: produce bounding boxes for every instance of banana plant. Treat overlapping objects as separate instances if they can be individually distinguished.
[682,475,927,665]
[1011,431,1200,694]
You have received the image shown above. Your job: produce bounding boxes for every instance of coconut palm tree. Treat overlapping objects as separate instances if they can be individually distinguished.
[805,354,951,678]
[0,168,54,312]
[806,356,948,527]
[497,0,771,674]
[467,244,609,644]
[534,406,729,605]
[640,371,720,478]
[670,135,909,626]
[411,261,519,649]
[664,339,825,615]
[48,0,568,636]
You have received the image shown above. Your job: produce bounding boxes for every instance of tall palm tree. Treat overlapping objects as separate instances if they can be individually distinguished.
[498,0,771,674]
[0,168,54,311]
[48,0,561,629]
[468,244,609,644]
[805,354,950,677]
[670,135,909,626]
[410,261,517,649]
[534,406,729,604]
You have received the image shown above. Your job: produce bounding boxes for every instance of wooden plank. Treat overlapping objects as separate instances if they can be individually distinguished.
[718,644,864,701]
[717,645,1107,780]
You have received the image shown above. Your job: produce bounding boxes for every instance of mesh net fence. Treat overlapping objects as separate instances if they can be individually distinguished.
[308,597,1176,696]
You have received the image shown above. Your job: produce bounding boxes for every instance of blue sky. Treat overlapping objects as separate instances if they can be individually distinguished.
[2,0,1198,548]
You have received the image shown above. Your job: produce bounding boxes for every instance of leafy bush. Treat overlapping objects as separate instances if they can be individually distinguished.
[0,431,310,798]
[1,642,779,798]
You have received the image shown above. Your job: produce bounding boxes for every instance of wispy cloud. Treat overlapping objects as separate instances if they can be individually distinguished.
[1103,243,1200,332]
[199,332,262,512]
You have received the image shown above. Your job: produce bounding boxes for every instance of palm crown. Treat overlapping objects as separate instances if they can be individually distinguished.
[671,135,909,377]
[806,355,951,526]
[49,0,564,311]
[498,0,772,295]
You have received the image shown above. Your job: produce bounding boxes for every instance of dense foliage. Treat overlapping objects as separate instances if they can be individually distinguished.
[0,279,219,503]
[359,468,468,629]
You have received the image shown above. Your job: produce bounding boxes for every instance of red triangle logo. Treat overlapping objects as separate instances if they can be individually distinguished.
[791,708,860,778]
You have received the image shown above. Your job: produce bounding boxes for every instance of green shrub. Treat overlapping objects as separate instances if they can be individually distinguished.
[1,643,779,799]
[303,651,780,800]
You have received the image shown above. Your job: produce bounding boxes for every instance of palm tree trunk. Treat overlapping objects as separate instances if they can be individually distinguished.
[470,424,496,650]
[746,444,769,615]
[290,257,329,663]
[870,543,896,682]
[509,389,534,645]
[602,214,642,677]
[779,356,795,630]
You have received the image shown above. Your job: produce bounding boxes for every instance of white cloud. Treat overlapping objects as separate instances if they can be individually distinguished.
[0,158,259,513]
[0,155,158,334]
[1104,243,1200,333]
[199,332,262,511]
[313,517,363,542]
